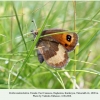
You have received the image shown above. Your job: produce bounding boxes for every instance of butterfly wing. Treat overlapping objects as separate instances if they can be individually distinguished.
[37,40,69,68]
[41,29,78,52]
[52,32,78,52]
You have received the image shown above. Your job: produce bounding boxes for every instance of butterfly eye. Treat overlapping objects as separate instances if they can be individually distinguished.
[66,35,71,42]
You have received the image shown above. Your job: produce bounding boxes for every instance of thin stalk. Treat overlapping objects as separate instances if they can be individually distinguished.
[73,0,76,89]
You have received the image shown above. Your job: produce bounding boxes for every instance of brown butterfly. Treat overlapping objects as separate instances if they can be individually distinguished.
[32,29,78,68]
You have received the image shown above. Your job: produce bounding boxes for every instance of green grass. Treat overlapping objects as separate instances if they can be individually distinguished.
[0,1,100,89]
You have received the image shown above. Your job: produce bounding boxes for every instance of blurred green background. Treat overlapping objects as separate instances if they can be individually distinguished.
[0,1,100,89]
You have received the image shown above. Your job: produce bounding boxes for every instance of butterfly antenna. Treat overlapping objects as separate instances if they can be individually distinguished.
[32,19,38,30]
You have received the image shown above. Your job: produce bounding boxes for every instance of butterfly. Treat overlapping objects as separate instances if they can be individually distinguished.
[32,29,78,68]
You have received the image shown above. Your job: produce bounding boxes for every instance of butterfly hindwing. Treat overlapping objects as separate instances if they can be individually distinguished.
[37,40,69,68]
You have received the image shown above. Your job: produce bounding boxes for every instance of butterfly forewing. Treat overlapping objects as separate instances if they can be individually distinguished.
[41,29,78,52]
[52,32,78,52]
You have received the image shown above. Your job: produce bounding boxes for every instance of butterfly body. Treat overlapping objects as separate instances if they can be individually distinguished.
[32,29,78,68]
